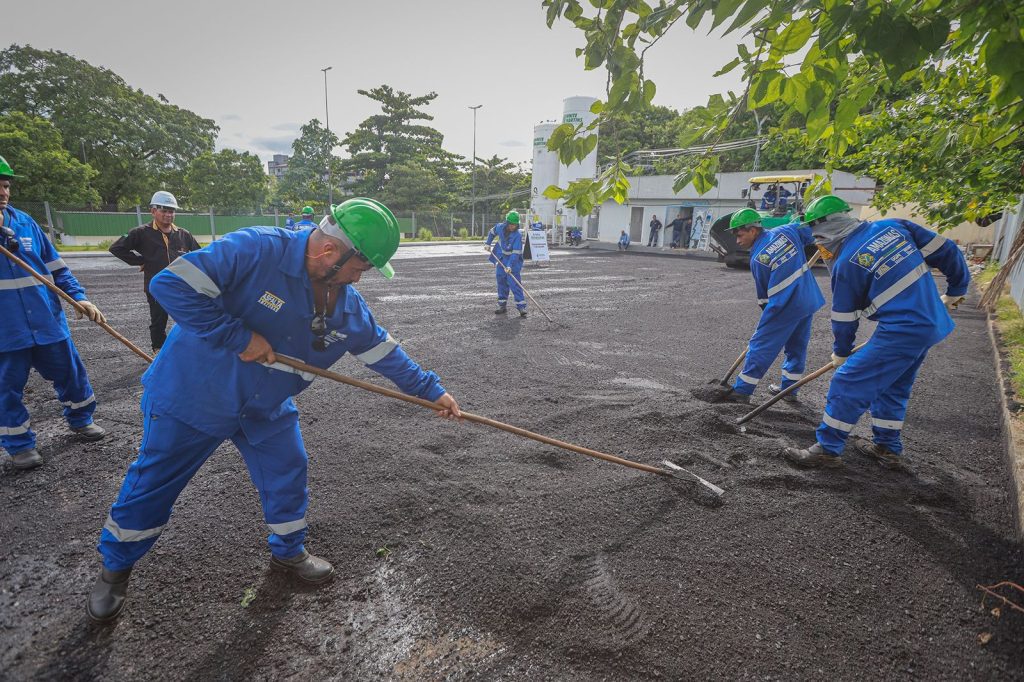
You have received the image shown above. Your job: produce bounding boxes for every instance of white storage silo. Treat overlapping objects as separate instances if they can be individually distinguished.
[556,96,600,231]
[530,122,560,226]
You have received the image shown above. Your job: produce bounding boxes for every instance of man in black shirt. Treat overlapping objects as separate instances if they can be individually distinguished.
[647,215,662,247]
[109,191,201,352]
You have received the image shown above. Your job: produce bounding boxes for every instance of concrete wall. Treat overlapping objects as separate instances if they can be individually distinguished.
[992,196,1024,310]
[857,204,995,244]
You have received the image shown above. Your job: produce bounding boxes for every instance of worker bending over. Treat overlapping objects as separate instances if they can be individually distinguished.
[717,208,824,404]
[784,195,969,470]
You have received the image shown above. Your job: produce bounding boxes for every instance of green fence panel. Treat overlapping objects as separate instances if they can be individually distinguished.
[54,211,285,238]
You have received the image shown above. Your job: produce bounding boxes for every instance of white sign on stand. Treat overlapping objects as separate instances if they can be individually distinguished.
[526,229,550,263]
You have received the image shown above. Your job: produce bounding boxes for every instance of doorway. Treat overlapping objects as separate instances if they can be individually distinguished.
[629,207,644,244]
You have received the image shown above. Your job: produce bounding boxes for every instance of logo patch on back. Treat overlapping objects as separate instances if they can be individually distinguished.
[857,253,875,268]
[758,253,771,264]
[257,291,285,312]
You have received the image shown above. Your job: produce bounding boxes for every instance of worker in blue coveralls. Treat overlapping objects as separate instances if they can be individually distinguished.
[284,212,297,230]
[0,155,107,471]
[484,210,527,317]
[784,195,969,470]
[618,230,630,250]
[87,197,462,622]
[714,208,825,404]
[761,184,792,212]
[295,206,317,229]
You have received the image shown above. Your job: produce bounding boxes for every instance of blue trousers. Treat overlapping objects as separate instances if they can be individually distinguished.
[98,392,309,571]
[0,338,97,456]
[496,261,526,310]
[816,341,929,455]
[733,313,813,396]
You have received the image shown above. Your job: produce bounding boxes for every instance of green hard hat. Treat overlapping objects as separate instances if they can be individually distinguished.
[328,197,400,279]
[803,195,851,223]
[506,210,520,225]
[728,208,762,230]
[301,206,314,216]
[0,154,21,179]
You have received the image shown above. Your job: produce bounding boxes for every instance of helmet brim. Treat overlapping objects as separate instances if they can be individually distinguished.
[377,261,395,279]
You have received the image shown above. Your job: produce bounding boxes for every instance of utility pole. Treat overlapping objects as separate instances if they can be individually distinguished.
[752,109,764,173]
[322,66,334,207]
[469,104,482,235]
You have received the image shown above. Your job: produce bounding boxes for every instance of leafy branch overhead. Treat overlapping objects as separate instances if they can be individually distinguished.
[543,0,1024,228]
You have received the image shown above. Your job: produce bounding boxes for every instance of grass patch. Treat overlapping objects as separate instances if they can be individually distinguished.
[975,261,1000,289]
[994,296,1024,397]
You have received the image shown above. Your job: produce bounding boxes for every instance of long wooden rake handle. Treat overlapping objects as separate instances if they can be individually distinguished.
[486,246,555,323]
[736,341,867,425]
[274,354,670,477]
[0,243,154,363]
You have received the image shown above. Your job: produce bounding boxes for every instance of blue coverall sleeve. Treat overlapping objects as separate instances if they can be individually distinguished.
[485,226,497,246]
[796,225,815,247]
[751,260,770,309]
[899,220,971,297]
[148,232,255,354]
[348,304,446,401]
[36,223,87,302]
[830,266,863,357]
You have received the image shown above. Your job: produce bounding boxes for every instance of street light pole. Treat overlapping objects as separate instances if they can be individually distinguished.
[321,66,334,207]
[752,109,763,173]
[469,104,482,236]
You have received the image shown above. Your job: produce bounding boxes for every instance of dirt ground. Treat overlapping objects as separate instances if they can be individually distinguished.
[2,247,1022,680]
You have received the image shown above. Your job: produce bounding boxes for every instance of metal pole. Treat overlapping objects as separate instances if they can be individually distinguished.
[469,104,482,236]
[135,205,143,224]
[321,66,334,207]
[752,110,763,172]
[43,201,56,243]
[209,207,217,241]
[274,206,280,228]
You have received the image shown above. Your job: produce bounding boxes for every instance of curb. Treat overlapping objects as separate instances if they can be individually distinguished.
[985,311,1024,539]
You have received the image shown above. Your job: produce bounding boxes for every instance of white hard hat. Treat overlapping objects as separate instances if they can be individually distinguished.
[150,190,179,209]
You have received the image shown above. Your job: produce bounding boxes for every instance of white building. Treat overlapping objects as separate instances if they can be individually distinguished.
[267,154,290,180]
[595,169,876,248]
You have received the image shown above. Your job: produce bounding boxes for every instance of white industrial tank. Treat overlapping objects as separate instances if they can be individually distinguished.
[529,122,559,227]
[556,96,600,231]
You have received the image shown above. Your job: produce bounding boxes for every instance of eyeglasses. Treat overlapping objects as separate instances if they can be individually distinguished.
[311,313,328,352]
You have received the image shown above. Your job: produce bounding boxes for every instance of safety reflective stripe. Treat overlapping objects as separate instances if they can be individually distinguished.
[918,234,947,257]
[736,372,761,385]
[0,275,53,290]
[831,310,859,322]
[767,261,810,298]
[871,417,904,430]
[510,249,523,255]
[356,333,398,365]
[46,258,68,272]
[103,514,165,542]
[497,299,507,304]
[165,258,221,297]
[266,359,317,382]
[862,263,928,317]
[822,412,856,432]
[62,394,96,409]
[781,370,803,381]
[0,419,31,436]
[757,298,769,305]
[268,518,307,535]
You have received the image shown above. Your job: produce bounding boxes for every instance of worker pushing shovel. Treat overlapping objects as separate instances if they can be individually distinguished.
[484,210,532,318]
[77,197,718,625]
[712,209,825,405]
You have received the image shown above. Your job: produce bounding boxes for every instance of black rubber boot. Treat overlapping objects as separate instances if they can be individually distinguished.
[768,384,799,403]
[87,567,132,623]
[854,439,910,472]
[270,551,335,584]
[784,442,844,469]
[519,309,527,318]
[10,448,43,470]
[72,423,106,441]
[494,305,507,315]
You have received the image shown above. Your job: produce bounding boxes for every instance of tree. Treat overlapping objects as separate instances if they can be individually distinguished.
[273,119,343,209]
[342,85,462,198]
[0,45,218,208]
[598,104,682,165]
[380,160,450,212]
[0,112,100,206]
[468,155,530,216]
[185,149,269,213]
[542,0,1024,228]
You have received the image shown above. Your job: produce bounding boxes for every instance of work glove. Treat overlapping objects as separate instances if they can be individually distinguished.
[76,300,106,325]
[941,294,965,311]
[831,353,847,368]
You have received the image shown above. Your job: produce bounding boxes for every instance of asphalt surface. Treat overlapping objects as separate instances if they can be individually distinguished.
[1,246,1022,680]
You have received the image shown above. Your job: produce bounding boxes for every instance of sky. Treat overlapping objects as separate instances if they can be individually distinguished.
[5,0,745,169]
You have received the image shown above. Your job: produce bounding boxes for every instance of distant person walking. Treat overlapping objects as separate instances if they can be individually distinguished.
[647,215,662,246]
[109,191,201,352]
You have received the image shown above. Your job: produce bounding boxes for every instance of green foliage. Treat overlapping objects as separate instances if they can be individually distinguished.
[185,149,268,213]
[0,112,100,205]
[416,227,433,241]
[458,227,470,239]
[274,119,342,209]
[0,45,217,208]
[544,0,1024,226]
[343,85,462,201]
